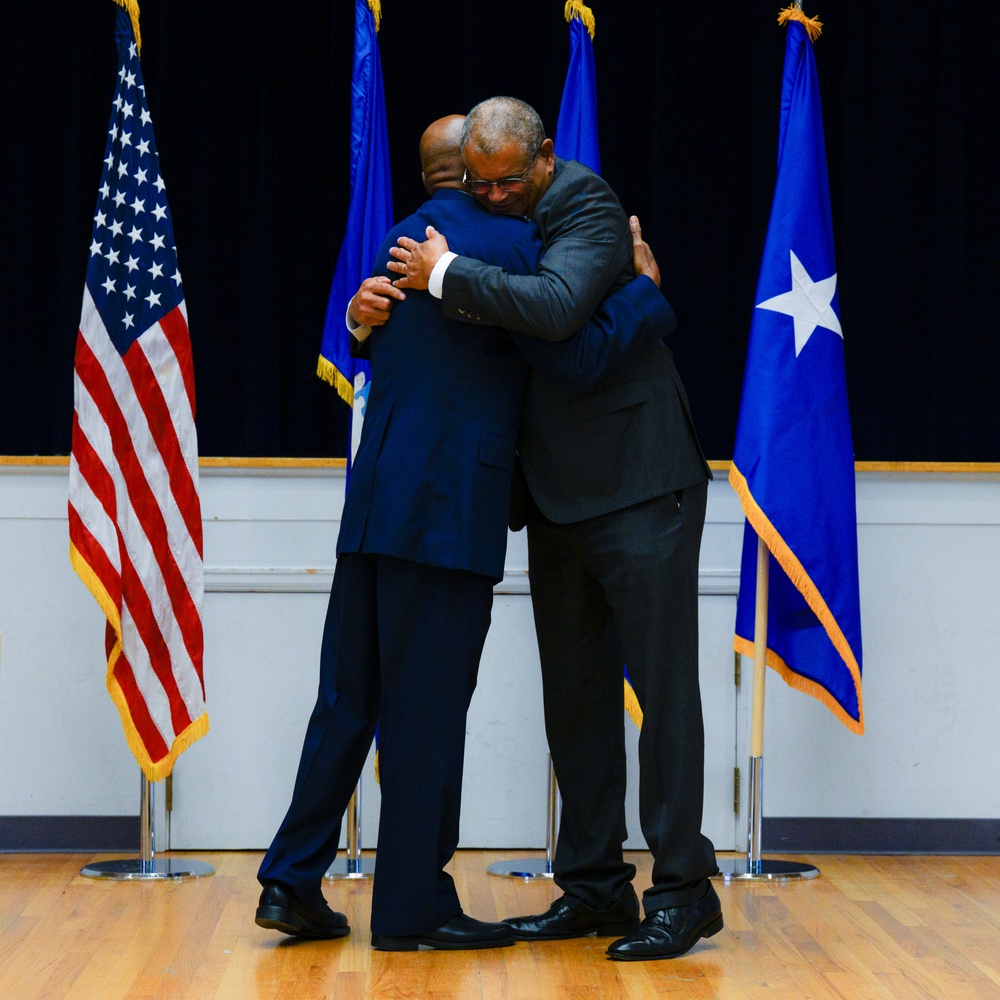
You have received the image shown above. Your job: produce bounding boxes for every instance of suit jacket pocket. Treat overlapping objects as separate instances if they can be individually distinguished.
[479,433,517,473]
[571,379,649,416]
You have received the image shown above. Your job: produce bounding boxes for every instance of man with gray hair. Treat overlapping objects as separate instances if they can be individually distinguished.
[389,95,723,962]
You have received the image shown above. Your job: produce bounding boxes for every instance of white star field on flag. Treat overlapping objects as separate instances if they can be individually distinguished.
[87,38,183,355]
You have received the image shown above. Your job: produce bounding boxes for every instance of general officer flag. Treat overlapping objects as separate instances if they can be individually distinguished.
[69,1,208,780]
[317,0,393,474]
[554,1,600,174]
[731,11,863,733]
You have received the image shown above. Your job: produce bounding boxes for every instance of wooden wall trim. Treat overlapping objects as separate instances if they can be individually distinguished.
[2,457,998,474]
[0,456,347,469]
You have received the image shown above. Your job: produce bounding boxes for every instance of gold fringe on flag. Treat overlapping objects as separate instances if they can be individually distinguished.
[368,0,382,32]
[316,354,356,407]
[564,0,596,41]
[112,0,142,55]
[728,462,864,734]
[69,539,211,781]
[623,679,643,729]
[777,5,823,42]
[108,660,210,782]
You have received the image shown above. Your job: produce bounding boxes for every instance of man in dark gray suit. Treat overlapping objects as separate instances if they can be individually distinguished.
[389,97,723,962]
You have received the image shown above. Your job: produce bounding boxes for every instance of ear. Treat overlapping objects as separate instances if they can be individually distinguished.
[538,138,556,181]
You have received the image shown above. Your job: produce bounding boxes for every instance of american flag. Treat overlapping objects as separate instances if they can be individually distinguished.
[68,7,208,781]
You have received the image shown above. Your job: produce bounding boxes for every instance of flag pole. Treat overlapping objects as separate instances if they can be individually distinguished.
[81,773,214,879]
[484,0,598,887]
[325,784,375,880]
[318,0,389,885]
[748,533,769,861]
[715,536,819,882]
[487,755,558,879]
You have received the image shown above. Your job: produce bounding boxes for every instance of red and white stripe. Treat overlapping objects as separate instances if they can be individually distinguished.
[69,285,207,778]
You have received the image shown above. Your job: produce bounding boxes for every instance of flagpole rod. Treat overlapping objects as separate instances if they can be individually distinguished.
[747,534,769,864]
[325,783,375,879]
[140,773,154,869]
[713,535,819,883]
[546,754,559,872]
[80,771,214,880]
[487,755,558,879]
[750,536,769,759]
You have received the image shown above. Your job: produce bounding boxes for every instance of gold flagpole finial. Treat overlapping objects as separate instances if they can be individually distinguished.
[564,1,596,41]
[368,0,382,32]
[112,0,142,55]
[777,4,823,42]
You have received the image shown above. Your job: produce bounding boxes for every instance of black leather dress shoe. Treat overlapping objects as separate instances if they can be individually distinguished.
[503,890,640,940]
[255,882,350,939]
[370,912,516,951]
[606,882,723,960]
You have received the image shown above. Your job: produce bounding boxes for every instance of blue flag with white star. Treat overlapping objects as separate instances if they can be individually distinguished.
[730,18,863,733]
[317,0,393,475]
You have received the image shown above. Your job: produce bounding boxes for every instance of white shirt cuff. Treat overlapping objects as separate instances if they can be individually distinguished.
[345,304,371,342]
[428,252,458,300]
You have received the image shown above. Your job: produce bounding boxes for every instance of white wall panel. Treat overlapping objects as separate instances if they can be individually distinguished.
[3,463,998,854]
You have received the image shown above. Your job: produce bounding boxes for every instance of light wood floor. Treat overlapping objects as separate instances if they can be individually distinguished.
[2,850,999,999]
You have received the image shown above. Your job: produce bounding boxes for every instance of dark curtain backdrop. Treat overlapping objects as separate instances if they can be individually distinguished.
[2,3,997,460]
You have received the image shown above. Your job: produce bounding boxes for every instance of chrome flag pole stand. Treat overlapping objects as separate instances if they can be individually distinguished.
[81,774,214,880]
[487,756,558,879]
[715,537,819,883]
[325,784,374,880]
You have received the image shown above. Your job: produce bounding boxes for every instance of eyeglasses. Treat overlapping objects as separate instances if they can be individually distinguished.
[462,165,534,195]
[462,147,540,195]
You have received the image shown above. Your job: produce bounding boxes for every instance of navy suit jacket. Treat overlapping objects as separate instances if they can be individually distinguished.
[337,188,673,581]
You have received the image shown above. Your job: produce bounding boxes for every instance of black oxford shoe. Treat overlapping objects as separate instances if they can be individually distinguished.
[503,890,640,940]
[606,882,723,960]
[371,912,516,951]
[255,882,350,939]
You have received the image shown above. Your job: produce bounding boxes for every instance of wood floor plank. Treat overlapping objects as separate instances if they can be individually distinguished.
[3,851,1000,998]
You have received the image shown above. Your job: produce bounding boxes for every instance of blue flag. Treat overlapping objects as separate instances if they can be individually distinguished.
[731,16,863,733]
[554,2,600,173]
[317,0,393,473]
[552,3,645,727]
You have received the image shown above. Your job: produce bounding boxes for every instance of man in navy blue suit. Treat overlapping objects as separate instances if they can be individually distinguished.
[255,116,672,951]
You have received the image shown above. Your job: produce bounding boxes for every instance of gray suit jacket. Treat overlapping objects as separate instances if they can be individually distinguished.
[442,158,709,524]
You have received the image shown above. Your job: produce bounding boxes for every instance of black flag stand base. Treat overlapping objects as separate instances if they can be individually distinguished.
[80,774,215,880]
[487,756,558,879]
[713,535,819,885]
[325,783,375,880]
